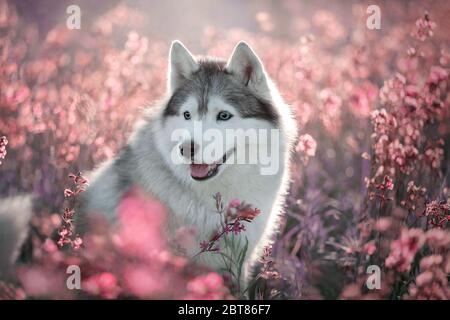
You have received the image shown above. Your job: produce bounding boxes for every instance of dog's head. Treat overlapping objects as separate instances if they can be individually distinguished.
[154,41,281,185]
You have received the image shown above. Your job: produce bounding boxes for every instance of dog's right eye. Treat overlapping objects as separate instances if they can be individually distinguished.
[183,111,191,120]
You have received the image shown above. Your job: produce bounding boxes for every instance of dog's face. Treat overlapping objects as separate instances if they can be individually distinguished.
[154,41,280,185]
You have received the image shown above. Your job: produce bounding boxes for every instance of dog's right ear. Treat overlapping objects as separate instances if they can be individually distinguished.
[226,42,269,94]
[168,41,199,93]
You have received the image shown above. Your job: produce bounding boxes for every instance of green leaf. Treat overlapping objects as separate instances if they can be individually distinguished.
[237,237,249,283]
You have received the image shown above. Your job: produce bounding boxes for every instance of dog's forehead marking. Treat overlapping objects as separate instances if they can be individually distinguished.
[179,95,197,112]
[207,95,234,112]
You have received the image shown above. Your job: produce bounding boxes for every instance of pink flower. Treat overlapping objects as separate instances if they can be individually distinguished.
[200,241,211,252]
[58,227,70,237]
[363,242,376,256]
[229,220,246,235]
[425,229,450,249]
[348,84,377,118]
[122,265,175,298]
[259,245,280,280]
[228,198,241,208]
[64,188,74,197]
[72,235,83,250]
[114,187,167,259]
[199,197,260,254]
[415,271,433,287]
[237,207,260,221]
[18,267,65,297]
[296,134,317,157]
[83,272,120,299]
[13,85,30,104]
[383,175,394,191]
[411,13,436,41]
[0,281,26,300]
[425,200,450,229]
[42,239,58,253]
[68,172,89,185]
[424,147,444,170]
[401,181,427,211]
[185,272,228,300]
[419,255,443,270]
[0,136,8,164]
[385,228,425,272]
[375,217,393,232]
[427,66,449,86]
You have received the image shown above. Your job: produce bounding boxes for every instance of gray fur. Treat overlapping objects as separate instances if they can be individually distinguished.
[0,195,32,278]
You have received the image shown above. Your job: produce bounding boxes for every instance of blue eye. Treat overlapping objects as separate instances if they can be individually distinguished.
[217,111,233,121]
[183,111,191,120]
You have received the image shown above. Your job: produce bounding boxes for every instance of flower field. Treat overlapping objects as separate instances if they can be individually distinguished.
[0,0,449,299]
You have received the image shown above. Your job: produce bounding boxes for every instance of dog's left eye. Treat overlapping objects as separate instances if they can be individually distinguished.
[183,111,191,120]
[217,111,233,121]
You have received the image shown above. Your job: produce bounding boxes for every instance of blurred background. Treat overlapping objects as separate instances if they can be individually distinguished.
[1,0,449,299]
[12,0,450,48]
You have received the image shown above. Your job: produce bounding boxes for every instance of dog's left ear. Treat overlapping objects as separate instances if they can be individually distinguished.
[226,42,269,93]
[168,40,199,93]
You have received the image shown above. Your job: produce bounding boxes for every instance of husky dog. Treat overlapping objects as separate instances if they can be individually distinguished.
[79,41,297,283]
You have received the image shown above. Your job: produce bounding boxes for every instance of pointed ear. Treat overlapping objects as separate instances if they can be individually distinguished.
[168,41,199,93]
[226,42,269,93]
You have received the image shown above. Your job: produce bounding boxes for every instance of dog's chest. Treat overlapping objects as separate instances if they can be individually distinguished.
[166,174,280,242]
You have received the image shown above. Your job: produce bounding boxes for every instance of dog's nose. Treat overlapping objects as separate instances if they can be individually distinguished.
[179,140,199,159]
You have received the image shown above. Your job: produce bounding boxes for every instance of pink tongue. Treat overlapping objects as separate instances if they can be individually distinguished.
[190,164,210,178]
